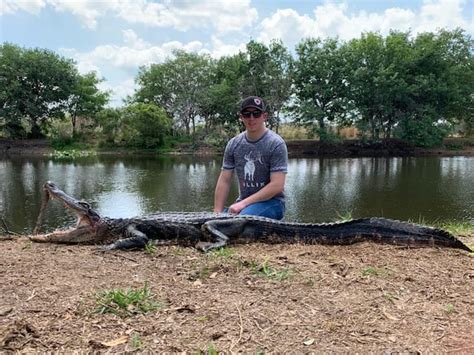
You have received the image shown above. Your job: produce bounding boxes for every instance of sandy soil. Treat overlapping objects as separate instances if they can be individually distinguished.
[1,235,473,353]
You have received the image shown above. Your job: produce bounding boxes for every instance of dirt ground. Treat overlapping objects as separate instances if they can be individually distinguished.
[0,235,473,354]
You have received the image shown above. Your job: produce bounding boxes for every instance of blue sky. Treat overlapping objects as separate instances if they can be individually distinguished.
[1,0,472,106]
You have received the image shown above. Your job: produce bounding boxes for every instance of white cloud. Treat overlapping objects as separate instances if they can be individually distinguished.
[59,30,208,74]
[0,0,46,15]
[208,36,246,58]
[1,0,258,33]
[114,0,258,33]
[257,0,472,48]
[417,0,472,33]
[258,9,319,46]
[46,0,111,30]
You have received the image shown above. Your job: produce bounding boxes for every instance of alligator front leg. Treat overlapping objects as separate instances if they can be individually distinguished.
[197,219,247,252]
[101,225,149,250]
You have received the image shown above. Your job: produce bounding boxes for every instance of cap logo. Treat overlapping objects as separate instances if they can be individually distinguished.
[254,98,261,105]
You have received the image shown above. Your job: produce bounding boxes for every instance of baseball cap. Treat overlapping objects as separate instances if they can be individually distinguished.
[240,96,266,112]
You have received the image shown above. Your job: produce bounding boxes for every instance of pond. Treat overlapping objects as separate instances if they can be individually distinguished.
[0,155,472,234]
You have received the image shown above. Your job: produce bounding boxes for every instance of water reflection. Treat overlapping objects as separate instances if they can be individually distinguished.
[0,155,472,233]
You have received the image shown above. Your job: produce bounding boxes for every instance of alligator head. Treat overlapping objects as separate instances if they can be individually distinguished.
[30,181,104,244]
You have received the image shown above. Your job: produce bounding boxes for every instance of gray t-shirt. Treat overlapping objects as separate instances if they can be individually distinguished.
[222,129,288,202]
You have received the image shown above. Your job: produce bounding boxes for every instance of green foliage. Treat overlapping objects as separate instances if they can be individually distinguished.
[278,124,313,140]
[42,116,73,146]
[94,282,161,317]
[434,221,472,235]
[395,114,451,147]
[0,43,78,138]
[361,266,391,277]
[131,332,143,349]
[67,72,110,135]
[122,102,171,149]
[49,149,96,159]
[250,258,293,281]
[292,37,355,138]
[144,242,157,255]
[96,104,171,149]
[344,29,473,146]
[134,50,212,136]
[2,29,472,148]
[208,247,235,259]
[336,211,353,222]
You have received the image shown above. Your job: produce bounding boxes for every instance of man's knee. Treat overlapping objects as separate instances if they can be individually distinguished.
[239,199,285,220]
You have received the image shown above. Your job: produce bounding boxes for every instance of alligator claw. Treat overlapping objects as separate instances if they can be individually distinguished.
[98,244,115,252]
[195,241,213,252]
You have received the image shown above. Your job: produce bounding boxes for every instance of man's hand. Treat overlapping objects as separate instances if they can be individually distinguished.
[228,200,247,214]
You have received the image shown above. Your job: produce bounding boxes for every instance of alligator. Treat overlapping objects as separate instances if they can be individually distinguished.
[29,181,472,253]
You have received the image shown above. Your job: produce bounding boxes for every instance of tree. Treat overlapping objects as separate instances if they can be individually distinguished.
[292,37,353,139]
[345,32,413,140]
[264,40,293,132]
[67,72,110,136]
[0,43,77,138]
[203,52,247,134]
[134,50,213,136]
[122,103,171,148]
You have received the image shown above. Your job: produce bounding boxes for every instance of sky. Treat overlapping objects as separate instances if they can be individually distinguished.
[1,0,473,107]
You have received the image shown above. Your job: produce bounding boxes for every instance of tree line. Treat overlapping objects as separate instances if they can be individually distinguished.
[0,28,472,149]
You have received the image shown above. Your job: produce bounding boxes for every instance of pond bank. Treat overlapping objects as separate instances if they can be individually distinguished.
[1,138,473,157]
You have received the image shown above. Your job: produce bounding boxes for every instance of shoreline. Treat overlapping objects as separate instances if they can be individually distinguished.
[1,138,473,158]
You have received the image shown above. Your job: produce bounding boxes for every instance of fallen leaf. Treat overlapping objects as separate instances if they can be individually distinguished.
[0,306,13,316]
[101,335,129,347]
[382,309,400,321]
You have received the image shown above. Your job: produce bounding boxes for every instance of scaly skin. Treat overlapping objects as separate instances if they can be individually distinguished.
[30,181,472,253]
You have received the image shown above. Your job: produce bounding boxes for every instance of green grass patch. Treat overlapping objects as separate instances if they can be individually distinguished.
[435,221,473,235]
[131,332,143,349]
[361,266,391,277]
[49,149,97,159]
[336,210,353,222]
[94,282,162,317]
[144,242,157,255]
[207,247,235,259]
[250,258,293,281]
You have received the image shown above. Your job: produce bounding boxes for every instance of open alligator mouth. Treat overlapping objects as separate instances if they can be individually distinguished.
[31,181,102,243]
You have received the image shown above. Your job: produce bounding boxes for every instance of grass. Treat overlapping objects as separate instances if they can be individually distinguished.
[250,258,293,281]
[94,282,162,317]
[207,247,235,259]
[361,266,391,277]
[144,242,157,255]
[336,210,353,222]
[446,303,455,314]
[49,149,97,159]
[131,332,143,349]
[435,221,473,235]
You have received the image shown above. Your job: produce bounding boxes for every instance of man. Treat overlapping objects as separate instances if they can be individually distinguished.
[214,96,288,220]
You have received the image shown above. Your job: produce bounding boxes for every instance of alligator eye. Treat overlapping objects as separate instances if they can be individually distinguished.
[78,201,91,209]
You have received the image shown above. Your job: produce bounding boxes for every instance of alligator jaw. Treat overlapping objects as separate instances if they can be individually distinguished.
[43,181,101,228]
[30,225,97,244]
[31,181,103,243]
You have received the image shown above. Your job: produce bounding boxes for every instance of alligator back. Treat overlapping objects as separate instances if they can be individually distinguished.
[222,217,471,251]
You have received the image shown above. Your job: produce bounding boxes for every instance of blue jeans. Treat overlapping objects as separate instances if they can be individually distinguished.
[225,198,285,220]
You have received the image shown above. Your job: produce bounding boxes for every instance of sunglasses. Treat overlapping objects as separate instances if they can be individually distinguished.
[241,111,263,118]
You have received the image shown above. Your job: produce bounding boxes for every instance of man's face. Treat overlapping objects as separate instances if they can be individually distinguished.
[240,108,267,133]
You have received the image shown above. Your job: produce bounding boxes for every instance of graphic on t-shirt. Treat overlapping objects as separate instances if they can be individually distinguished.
[244,151,262,181]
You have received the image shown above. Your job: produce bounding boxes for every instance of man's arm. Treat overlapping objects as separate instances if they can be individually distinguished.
[214,169,234,213]
[228,172,286,214]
